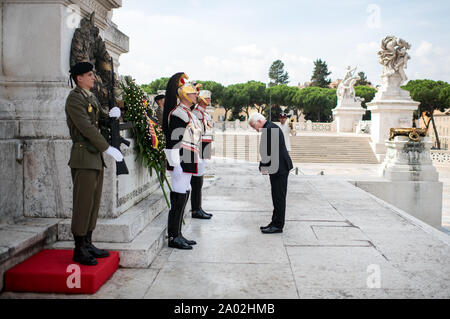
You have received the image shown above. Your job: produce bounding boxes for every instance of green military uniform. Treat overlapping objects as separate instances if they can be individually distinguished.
[65,86,110,237]
[155,106,164,128]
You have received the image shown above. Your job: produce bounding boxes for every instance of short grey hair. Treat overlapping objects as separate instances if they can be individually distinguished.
[248,112,266,125]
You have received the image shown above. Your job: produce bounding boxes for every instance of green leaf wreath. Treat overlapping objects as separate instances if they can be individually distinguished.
[120,76,171,206]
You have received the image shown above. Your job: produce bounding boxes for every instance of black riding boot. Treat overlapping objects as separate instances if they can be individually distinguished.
[191,176,212,219]
[85,231,110,258]
[168,192,192,250]
[179,191,196,246]
[73,236,97,266]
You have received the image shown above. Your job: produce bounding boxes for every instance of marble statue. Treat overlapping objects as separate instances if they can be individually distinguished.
[337,66,364,105]
[70,12,122,108]
[378,36,411,84]
[332,66,366,133]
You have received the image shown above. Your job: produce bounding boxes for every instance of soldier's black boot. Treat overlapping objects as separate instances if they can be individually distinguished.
[85,231,110,258]
[179,191,196,246]
[168,192,192,250]
[73,236,98,266]
[191,176,212,219]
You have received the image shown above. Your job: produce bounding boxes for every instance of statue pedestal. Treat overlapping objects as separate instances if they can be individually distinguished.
[380,136,439,182]
[367,82,419,162]
[379,136,442,228]
[332,100,366,133]
[355,136,443,229]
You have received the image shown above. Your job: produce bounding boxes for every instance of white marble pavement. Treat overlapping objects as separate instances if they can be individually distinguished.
[1,159,450,299]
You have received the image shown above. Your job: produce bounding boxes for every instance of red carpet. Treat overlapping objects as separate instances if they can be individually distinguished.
[4,250,119,294]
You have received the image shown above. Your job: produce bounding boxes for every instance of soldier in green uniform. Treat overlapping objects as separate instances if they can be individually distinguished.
[66,62,124,266]
[154,94,165,127]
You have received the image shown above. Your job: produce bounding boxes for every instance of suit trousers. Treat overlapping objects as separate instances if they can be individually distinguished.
[269,173,289,229]
[71,168,104,236]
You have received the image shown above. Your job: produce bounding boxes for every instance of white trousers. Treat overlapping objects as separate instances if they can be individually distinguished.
[171,171,192,194]
[194,159,206,177]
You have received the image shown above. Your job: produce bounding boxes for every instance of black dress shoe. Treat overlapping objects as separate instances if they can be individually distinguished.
[261,226,283,234]
[181,235,197,246]
[199,208,213,217]
[192,209,212,219]
[169,236,193,250]
[260,223,272,230]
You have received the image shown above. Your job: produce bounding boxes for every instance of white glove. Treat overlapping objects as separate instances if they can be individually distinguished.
[104,146,124,162]
[109,107,121,119]
[164,149,181,167]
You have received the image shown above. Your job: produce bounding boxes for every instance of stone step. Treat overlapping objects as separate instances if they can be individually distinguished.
[213,134,378,164]
[52,212,193,268]
[57,187,169,244]
[0,218,60,290]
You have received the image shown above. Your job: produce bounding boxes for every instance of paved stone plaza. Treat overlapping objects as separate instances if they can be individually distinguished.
[296,162,450,232]
[2,159,449,299]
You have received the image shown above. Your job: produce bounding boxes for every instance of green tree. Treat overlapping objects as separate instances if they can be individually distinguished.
[403,79,450,149]
[219,84,248,120]
[354,85,377,120]
[293,87,336,122]
[196,80,225,106]
[141,77,169,94]
[267,85,299,121]
[242,81,267,118]
[310,59,331,88]
[355,71,371,86]
[269,60,290,86]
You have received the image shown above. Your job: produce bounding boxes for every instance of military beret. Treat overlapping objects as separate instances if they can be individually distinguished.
[70,62,94,77]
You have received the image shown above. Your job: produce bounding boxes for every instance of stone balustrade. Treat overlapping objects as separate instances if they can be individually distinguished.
[431,150,450,164]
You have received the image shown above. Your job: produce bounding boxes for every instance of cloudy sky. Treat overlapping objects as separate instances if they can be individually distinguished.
[112,0,450,87]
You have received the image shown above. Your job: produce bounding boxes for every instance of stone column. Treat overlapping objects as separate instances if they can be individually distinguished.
[367,74,419,162]
[367,36,419,162]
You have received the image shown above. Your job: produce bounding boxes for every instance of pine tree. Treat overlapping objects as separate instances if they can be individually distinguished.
[269,60,290,86]
[355,71,371,86]
[311,59,331,88]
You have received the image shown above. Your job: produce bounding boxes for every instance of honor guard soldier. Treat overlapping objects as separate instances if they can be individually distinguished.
[66,62,124,265]
[163,73,202,250]
[190,89,214,219]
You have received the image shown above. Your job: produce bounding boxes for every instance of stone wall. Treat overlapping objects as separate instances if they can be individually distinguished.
[0,0,149,224]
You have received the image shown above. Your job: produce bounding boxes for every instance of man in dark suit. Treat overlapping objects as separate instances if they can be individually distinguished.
[249,113,294,234]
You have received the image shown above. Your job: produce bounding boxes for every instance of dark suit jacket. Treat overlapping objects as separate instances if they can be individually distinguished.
[259,121,294,176]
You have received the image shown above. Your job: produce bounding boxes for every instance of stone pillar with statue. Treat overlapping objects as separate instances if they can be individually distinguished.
[367,36,420,162]
[332,66,366,133]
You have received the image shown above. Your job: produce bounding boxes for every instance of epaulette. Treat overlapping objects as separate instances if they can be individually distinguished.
[170,106,190,123]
